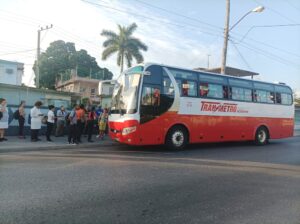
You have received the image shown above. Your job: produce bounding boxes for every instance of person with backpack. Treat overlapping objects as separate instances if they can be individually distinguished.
[14,101,26,139]
[0,98,8,142]
[67,104,78,145]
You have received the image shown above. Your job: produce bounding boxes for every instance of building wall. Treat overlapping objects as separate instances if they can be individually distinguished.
[0,83,80,135]
[0,60,23,85]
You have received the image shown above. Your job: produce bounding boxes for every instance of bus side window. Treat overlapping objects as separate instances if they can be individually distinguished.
[153,88,160,106]
[276,92,282,104]
[199,83,209,97]
[268,92,275,104]
[141,87,152,106]
[253,90,258,102]
[223,86,229,99]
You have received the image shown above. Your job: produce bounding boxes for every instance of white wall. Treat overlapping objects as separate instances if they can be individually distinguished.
[0,61,23,85]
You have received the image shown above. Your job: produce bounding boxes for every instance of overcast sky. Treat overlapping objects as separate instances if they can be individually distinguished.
[0,0,299,93]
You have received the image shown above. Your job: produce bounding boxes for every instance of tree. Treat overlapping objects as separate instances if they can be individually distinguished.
[101,23,148,73]
[33,40,113,89]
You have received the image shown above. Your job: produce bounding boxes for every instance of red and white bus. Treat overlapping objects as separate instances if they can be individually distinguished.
[108,63,294,149]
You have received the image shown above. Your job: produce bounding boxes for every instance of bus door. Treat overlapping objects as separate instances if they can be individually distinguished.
[139,84,164,144]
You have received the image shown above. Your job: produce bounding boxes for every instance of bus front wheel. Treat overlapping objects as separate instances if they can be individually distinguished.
[255,126,269,145]
[166,125,188,150]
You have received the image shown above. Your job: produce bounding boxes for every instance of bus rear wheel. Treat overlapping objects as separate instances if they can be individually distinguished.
[166,126,188,150]
[255,126,269,145]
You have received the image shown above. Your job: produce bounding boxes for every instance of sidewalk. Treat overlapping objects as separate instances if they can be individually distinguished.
[0,135,119,153]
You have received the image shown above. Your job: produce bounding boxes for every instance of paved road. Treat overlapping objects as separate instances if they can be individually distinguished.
[1,137,300,224]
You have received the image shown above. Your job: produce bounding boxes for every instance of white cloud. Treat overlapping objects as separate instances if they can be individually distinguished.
[0,0,222,86]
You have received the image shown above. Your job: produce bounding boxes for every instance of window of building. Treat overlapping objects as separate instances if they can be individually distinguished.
[91,88,96,95]
[6,68,14,74]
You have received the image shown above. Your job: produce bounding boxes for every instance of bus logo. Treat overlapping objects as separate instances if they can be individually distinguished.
[201,101,238,113]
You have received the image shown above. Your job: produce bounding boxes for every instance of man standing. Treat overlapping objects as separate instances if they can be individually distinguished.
[68,104,78,145]
[55,105,66,137]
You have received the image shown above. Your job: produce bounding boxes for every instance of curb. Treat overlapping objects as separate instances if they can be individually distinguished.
[0,142,119,154]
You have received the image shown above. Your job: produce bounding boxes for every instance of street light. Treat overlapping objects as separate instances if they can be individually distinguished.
[220,1,265,74]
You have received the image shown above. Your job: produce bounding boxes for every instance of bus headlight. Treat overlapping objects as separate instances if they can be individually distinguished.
[122,126,137,135]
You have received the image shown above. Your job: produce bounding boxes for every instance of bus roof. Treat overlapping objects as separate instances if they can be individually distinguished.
[141,62,292,91]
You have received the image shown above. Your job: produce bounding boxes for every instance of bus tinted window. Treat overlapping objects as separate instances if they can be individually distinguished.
[163,77,174,96]
[254,90,275,103]
[168,68,197,80]
[253,82,274,91]
[231,87,252,102]
[254,90,267,103]
[199,74,227,84]
[144,65,162,85]
[281,93,292,105]
[182,80,197,97]
[200,83,223,99]
[141,87,160,106]
[228,78,252,88]
[275,85,292,94]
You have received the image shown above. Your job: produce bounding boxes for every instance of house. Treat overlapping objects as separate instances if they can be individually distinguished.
[0,59,24,86]
[55,69,101,104]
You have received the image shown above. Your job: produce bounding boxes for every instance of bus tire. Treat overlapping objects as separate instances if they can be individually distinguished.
[255,126,269,146]
[166,125,188,150]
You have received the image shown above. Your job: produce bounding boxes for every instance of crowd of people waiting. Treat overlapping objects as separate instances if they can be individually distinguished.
[0,98,109,144]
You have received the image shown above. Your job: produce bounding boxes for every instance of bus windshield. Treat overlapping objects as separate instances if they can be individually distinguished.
[110,72,141,114]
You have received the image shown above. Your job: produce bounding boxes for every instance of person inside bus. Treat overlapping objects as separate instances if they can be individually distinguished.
[200,83,209,97]
[153,88,161,106]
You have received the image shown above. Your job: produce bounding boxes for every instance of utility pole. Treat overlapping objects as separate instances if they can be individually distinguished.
[207,54,211,69]
[36,24,53,88]
[221,0,230,74]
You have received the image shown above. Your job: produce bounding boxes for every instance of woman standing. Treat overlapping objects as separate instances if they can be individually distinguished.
[87,107,96,142]
[0,98,9,142]
[18,101,26,139]
[30,101,43,142]
[46,105,55,142]
[98,108,108,140]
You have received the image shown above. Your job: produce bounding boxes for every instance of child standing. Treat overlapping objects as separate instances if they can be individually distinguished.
[98,108,108,140]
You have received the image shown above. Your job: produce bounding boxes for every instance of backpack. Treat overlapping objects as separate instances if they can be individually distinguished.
[65,112,71,125]
[13,109,20,120]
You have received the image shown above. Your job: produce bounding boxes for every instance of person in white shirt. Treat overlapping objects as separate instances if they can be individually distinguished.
[30,101,43,142]
[55,105,66,137]
[46,105,55,142]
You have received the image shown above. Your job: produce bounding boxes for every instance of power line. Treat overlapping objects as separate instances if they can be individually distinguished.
[253,0,298,23]
[237,40,299,68]
[229,39,253,71]
[0,49,36,56]
[132,0,223,31]
[285,0,300,12]
[81,0,222,38]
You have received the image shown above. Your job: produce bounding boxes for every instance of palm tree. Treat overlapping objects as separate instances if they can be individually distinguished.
[101,23,148,73]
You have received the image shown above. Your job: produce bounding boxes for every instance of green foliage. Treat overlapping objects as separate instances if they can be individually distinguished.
[33,40,113,89]
[101,23,148,73]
